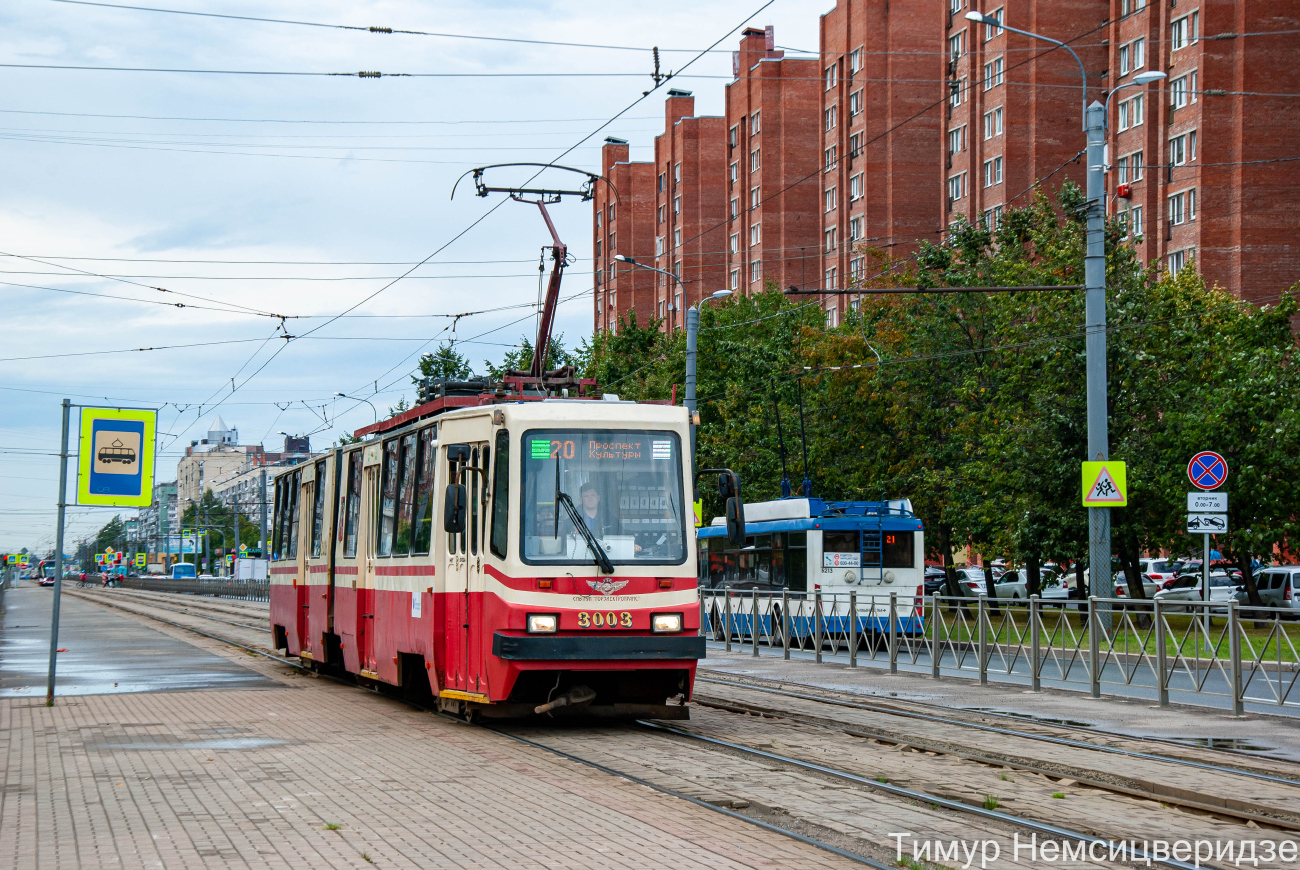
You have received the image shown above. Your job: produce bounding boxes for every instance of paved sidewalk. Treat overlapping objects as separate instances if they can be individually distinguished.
[0,597,861,870]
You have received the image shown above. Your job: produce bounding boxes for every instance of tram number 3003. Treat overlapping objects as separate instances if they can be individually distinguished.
[577,611,633,628]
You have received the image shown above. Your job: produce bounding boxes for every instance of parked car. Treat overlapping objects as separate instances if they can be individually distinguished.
[1140,558,1179,590]
[992,568,1060,600]
[952,567,989,597]
[1235,565,1300,613]
[923,566,947,596]
[1154,572,1239,612]
[1112,571,1161,599]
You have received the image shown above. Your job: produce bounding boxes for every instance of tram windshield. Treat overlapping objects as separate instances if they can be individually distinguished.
[520,429,686,566]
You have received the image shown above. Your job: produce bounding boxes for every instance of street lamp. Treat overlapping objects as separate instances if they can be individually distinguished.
[334,392,378,424]
[613,254,687,332]
[684,290,733,468]
[964,10,1127,608]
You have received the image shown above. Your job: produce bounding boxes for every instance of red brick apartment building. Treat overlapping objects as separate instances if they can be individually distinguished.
[1106,0,1300,304]
[724,28,822,296]
[593,139,655,332]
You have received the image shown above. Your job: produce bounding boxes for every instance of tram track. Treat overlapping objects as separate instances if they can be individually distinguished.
[69,587,1297,869]
[700,672,1300,779]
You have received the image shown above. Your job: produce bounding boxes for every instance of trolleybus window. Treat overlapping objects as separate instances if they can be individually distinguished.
[521,429,686,565]
[342,450,362,558]
[411,426,436,555]
[489,429,510,558]
[699,531,806,590]
[310,459,327,558]
[882,531,915,567]
[378,439,400,556]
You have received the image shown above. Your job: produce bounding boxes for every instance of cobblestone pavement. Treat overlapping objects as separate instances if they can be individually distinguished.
[1,590,864,870]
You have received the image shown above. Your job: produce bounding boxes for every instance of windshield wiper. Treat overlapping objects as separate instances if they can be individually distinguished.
[555,490,615,575]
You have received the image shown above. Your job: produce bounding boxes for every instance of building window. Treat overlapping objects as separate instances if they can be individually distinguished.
[982,205,1003,230]
[730,268,739,290]
[1123,205,1143,238]
[659,300,666,318]
[655,236,664,256]
[1168,189,1196,225]
[657,204,666,224]
[1117,150,1143,183]
[673,195,681,215]
[750,186,760,209]
[849,132,862,157]
[596,239,602,258]
[750,261,761,283]
[1169,131,1196,165]
[608,204,615,221]
[850,256,864,279]
[984,8,1004,39]
[751,148,761,171]
[673,162,681,183]
[595,210,602,229]
[608,232,615,252]
[850,48,862,73]
[849,90,863,117]
[948,173,966,202]
[824,227,837,252]
[825,65,837,90]
[824,105,837,131]
[1118,95,1144,131]
[1168,248,1189,275]
[849,173,863,201]
[849,216,862,241]
[949,78,966,108]
[750,110,760,134]
[729,161,738,184]
[1120,0,1147,15]
[826,303,838,327]
[825,186,837,212]
[983,106,1003,139]
[983,156,1003,187]
[730,197,739,218]
[948,126,965,155]
[730,233,739,254]
[825,268,838,293]
[950,0,962,13]
[1170,72,1197,109]
[825,145,837,171]
[673,228,681,247]
[750,222,761,246]
[949,31,965,63]
[729,125,739,148]
[1171,12,1199,51]
[657,172,665,192]
[983,57,1003,89]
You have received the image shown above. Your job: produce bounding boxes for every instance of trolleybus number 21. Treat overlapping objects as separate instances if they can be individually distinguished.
[577,611,633,628]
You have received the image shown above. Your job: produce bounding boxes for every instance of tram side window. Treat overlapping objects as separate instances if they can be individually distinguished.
[378,439,400,557]
[287,470,302,561]
[477,446,490,555]
[882,531,915,568]
[469,446,481,556]
[410,426,436,555]
[343,451,362,558]
[447,451,464,555]
[392,433,418,556]
[489,429,510,558]
[310,459,327,558]
[271,478,284,560]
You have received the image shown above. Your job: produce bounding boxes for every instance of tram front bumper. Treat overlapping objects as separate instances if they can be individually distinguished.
[491,633,706,661]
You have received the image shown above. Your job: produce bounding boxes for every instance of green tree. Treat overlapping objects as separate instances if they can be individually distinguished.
[415,342,472,381]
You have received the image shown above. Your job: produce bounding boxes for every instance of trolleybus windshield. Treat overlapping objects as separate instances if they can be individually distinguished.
[520,429,686,566]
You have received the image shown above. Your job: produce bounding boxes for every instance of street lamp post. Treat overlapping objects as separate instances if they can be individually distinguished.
[334,392,378,424]
[962,14,1164,614]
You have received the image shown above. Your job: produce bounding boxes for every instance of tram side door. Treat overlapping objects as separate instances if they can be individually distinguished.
[442,439,490,696]
[358,460,380,674]
[296,473,312,652]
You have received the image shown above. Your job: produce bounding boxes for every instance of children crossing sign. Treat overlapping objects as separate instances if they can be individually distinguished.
[1081,461,1128,506]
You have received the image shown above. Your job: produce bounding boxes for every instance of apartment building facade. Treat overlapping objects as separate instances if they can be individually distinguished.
[593,138,656,333]
[724,27,822,296]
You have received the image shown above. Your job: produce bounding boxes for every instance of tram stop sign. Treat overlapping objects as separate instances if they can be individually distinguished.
[1081,461,1128,507]
[76,407,156,507]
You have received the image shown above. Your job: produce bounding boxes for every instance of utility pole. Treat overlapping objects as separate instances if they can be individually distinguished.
[1083,100,1113,608]
[259,467,268,557]
[46,398,70,706]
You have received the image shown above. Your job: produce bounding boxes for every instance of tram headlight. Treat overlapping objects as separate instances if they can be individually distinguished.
[527,614,558,634]
[651,613,682,633]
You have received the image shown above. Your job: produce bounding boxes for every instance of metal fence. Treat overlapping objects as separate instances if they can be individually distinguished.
[700,590,1300,713]
[120,574,269,602]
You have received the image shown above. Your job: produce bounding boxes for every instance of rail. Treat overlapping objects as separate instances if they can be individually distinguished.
[120,574,269,602]
[699,589,1300,713]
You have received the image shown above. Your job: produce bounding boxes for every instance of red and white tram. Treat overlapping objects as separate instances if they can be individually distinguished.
[268,391,712,718]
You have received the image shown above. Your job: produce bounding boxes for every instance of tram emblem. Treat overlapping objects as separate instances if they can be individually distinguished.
[586,578,629,596]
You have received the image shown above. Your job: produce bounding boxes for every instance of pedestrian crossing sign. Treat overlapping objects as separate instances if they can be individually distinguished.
[1081,461,1127,506]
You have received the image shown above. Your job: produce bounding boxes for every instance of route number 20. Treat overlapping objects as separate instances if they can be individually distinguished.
[578,611,632,628]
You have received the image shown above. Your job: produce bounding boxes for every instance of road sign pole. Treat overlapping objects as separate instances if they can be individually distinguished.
[1203,532,1212,656]
[46,398,71,707]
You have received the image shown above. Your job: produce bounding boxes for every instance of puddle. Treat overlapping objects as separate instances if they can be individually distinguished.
[966,707,1096,728]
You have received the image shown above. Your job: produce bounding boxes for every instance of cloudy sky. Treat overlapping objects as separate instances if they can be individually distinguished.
[0,0,821,552]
